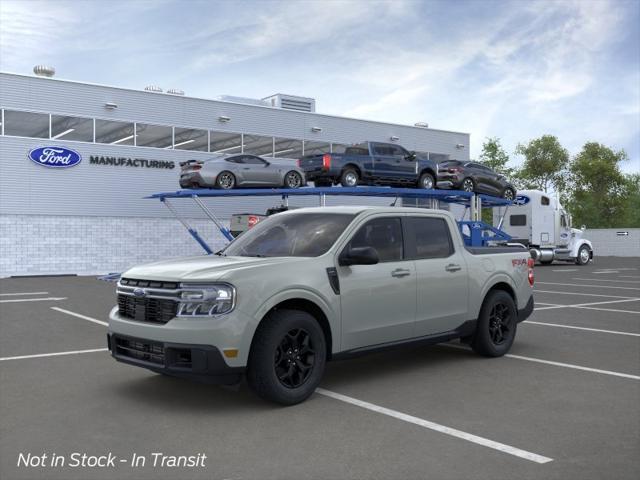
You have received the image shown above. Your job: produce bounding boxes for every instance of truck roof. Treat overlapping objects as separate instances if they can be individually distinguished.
[278,205,454,217]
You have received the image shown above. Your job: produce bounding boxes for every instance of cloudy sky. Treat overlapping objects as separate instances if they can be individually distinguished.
[1,0,638,172]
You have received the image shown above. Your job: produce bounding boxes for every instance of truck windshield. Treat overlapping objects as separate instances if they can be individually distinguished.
[222,213,356,257]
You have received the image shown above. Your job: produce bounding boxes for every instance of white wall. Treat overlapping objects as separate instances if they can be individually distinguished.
[586,228,640,257]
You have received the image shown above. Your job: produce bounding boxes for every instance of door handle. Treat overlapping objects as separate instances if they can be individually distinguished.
[445,263,462,272]
[391,268,411,278]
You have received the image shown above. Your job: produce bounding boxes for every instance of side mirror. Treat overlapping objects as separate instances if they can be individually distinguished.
[406,151,417,161]
[581,224,586,231]
[339,246,379,266]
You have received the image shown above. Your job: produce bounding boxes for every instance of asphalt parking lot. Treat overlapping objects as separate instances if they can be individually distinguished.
[1,257,639,480]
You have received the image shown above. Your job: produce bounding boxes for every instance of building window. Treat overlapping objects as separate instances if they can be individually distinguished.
[51,114,93,142]
[135,123,173,148]
[210,131,242,154]
[3,110,49,138]
[243,134,274,156]
[95,119,135,145]
[303,141,330,156]
[273,137,303,159]
[173,127,208,151]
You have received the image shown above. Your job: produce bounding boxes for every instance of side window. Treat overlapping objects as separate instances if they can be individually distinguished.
[348,217,403,262]
[510,215,527,226]
[407,217,453,259]
[561,215,567,228]
[373,144,393,156]
[226,156,243,164]
[243,155,267,165]
[541,196,550,206]
[388,145,407,157]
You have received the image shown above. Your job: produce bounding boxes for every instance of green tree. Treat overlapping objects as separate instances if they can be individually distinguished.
[479,137,514,177]
[618,173,640,228]
[566,142,629,228]
[515,135,569,193]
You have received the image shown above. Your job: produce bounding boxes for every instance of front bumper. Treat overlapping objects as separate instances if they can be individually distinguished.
[108,333,244,384]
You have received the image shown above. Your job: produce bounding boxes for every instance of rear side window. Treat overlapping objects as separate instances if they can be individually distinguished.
[345,147,369,156]
[407,217,453,259]
[510,215,527,226]
[541,196,550,206]
[348,217,403,262]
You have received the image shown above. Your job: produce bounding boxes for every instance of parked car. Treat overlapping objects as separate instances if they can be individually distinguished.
[298,141,439,189]
[437,160,516,199]
[108,206,534,405]
[179,154,306,189]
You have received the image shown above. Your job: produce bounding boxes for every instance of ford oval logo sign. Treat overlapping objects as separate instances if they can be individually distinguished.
[132,288,146,298]
[28,146,82,168]
[514,195,530,206]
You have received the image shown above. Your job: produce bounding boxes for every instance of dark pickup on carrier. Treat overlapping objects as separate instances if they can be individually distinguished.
[298,141,439,189]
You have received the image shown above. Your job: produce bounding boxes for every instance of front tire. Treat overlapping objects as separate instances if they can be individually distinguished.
[284,171,303,189]
[418,172,435,189]
[502,187,515,200]
[247,309,326,405]
[340,168,359,187]
[471,290,517,357]
[576,245,591,265]
[216,171,236,189]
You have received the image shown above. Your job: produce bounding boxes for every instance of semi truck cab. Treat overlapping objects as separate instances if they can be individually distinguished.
[495,189,593,265]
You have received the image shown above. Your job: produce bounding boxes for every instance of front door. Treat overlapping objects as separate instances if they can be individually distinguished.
[338,216,417,350]
[405,216,470,336]
[372,144,415,183]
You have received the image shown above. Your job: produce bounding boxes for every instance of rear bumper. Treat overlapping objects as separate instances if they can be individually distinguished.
[108,333,244,384]
[179,172,210,188]
[517,295,534,323]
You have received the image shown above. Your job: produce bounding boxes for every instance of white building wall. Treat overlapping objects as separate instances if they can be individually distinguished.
[587,228,640,257]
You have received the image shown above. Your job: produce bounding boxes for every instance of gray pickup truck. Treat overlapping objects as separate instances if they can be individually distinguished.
[108,206,534,405]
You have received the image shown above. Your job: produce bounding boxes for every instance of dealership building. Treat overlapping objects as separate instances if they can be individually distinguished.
[0,69,470,277]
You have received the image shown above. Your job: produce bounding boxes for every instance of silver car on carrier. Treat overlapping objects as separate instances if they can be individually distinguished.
[179,154,306,189]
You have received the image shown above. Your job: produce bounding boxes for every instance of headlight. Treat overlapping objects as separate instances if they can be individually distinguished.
[177,283,235,317]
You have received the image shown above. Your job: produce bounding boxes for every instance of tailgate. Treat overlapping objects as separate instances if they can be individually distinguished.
[298,154,325,171]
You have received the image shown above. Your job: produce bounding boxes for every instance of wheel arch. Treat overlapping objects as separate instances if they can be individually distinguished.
[342,163,362,177]
[419,167,436,179]
[254,295,335,360]
[476,280,517,319]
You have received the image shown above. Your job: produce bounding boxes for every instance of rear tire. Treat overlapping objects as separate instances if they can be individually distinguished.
[461,177,475,193]
[471,290,517,357]
[247,309,326,405]
[418,172,435,189]
[575,245,591,265]
[216,171,236,189]
[340,168,359,187]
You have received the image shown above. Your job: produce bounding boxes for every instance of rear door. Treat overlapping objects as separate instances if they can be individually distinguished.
[406,216,470,336]
[338,216,417,350]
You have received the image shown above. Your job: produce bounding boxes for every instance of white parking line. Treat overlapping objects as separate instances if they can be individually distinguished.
[551,269,579,272]
[534,290,635,299]
[0,297,67,303]
[533,298,640,311]
[572,278,640,284]
[524,321,640,337]
[504,354,640,380]
[316,388,553,464]
[0,348,108,362]
[445,344,640,380]
[51,307,109,326]
[574,306,640,315]
[593,270,620,274]
[619,275,640,279]
[536,282,640,291]
[0,291,49,296]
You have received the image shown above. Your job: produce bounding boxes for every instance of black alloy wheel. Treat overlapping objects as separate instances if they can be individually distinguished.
[284,171,303,189]
[462,178,475,192]
[488,302,512,346]
[274,328,315,388]
[471,290,517,357]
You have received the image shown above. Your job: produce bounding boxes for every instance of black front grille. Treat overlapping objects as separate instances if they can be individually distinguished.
[117,295,177,324]
[114,337,164,365]
[120,278,179,289]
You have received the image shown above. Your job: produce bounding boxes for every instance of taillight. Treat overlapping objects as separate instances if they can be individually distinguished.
[191,165,202,170]
[322,154,331,170]
[528,258,535,286]
[248,216,260,228]
[297,159,301,167]
[448,167,461,173]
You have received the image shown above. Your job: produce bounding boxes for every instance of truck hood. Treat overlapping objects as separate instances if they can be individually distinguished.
[122,255,308,282]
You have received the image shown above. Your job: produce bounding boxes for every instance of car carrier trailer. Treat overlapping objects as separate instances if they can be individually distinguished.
[147,186,515,253]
